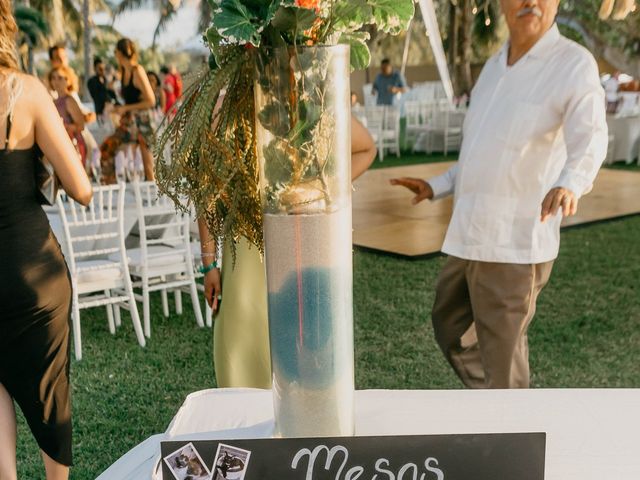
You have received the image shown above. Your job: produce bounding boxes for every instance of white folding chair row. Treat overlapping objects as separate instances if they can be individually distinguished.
[364,105,401,161]
[414,108,465,155]
[57,183,145,360]
[107,181,204,338]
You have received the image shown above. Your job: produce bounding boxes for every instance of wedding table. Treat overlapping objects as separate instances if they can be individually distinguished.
[97,387,640,480]
[606,114,640,164]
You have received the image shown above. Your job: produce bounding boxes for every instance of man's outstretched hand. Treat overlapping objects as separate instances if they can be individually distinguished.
[390,177,434,204]
[540,187,578,222]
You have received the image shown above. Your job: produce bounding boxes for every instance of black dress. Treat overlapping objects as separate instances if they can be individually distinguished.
[0,115,73,466]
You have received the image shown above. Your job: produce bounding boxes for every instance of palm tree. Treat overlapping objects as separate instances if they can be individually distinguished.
[25,0,111,96]
[114,0,211,49]
[114,0,179,49]
[14,4,49,74]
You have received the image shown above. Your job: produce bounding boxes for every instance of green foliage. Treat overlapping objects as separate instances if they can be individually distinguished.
[213,0,266,46]
[206,0,414,70]
[271,5,318,34]
[263,139,295,184]
[158,0,415,253]
[14,5,49,46]
[368,0,414,35]
[338,31,371,71]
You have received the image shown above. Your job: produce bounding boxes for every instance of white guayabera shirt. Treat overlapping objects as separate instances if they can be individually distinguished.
[429,24,608,264]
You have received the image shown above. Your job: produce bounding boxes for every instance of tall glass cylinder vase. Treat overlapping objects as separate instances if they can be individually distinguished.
[254,45,354,438]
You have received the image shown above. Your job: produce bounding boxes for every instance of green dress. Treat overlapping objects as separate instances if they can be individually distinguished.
[213,237,272,388]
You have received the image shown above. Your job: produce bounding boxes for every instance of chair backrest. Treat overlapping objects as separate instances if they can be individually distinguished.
[404,101,423,128]
[364,105,385,132]
[57,183,126,277]
[132,180,193,272]
[384,106,400,133]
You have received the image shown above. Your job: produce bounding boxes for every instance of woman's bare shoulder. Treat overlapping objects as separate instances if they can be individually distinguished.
[18,74,51,103]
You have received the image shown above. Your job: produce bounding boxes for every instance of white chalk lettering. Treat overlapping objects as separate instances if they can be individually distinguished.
[397,463,418,480]
[290,445,444,480]
[424,457,445,480]
[372,458,395,480]
[345,466,365,480]
[291,445,349,480]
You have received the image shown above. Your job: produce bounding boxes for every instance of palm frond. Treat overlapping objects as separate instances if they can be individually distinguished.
[151,2,178,49]
[14,5,50,37]
[155,47,263,260]
[198,0,212,32]
[91,0,113,14]
[114,0,150,16]
[61,0,83,42]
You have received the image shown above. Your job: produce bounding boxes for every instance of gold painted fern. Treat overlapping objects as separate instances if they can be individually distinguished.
[154,48,263,262]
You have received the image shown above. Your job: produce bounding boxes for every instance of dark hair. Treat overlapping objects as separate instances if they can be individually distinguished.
[93,56,103,68]
[115,37,137,60]
[147,70,160,86]
[48,44,63,60]
[381,58,391,65]
[160,65,170,75]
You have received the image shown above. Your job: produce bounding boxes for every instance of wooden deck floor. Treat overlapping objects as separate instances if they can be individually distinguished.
[353,162,640,257]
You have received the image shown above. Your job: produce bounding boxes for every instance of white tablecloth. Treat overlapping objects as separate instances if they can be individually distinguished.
[97,388,640,480]
[607,114,640,163]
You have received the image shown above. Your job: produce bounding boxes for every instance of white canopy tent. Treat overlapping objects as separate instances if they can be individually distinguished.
[401,0,455,103]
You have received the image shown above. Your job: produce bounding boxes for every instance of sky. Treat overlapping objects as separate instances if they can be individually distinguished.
[93,0,204,51]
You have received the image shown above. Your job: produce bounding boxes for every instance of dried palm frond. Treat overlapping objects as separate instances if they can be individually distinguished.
[154,47,262,263]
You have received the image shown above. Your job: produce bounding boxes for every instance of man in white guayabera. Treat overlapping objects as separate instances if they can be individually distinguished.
[391,0,608,388]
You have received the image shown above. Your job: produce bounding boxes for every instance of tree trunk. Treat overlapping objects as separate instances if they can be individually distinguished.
[448,0,459,93]
[448,0,474,96]
[457,0,473,95]
[82,0,91,100]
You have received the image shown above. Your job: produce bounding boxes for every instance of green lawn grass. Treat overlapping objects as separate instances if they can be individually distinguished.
[14,154,640,478]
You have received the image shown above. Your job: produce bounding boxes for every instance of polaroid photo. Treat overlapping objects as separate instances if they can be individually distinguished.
[211,443,252,480]
[163,442,211,480]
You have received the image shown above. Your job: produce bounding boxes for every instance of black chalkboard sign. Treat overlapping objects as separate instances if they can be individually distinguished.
[160,432,545,480]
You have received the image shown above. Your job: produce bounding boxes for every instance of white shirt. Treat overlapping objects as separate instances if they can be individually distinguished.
[428,24,608,264]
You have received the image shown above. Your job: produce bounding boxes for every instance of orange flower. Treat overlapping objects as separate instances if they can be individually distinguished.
[295,0,320,10]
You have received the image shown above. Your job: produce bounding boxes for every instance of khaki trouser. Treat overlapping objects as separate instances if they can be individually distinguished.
[432,256,553,389]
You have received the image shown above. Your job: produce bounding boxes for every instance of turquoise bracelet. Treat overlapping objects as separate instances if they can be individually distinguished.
[199,261,218,275]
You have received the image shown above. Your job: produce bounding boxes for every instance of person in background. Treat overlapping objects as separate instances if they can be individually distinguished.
[391,0,607,389]
[169,64,183,100]
[350,91,361,107]
[0,3,92,478]
[48,44,99,168]
[48,45,96,123]
[372,58,407,106]
[112,37,156,180]
[604,71,620,114]
[147,70,166,118]
[49,65,87,167]
[87,57,117,119]
[160,65,177,115]
[199,115,377,388]
[48,45,79,93]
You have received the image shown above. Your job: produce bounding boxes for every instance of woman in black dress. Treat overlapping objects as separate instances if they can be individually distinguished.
[112,38,156,181]
[0,4,92,479]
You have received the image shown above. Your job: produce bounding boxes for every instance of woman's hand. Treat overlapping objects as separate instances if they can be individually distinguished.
[204,266,222,313]
[113,104,128,116]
